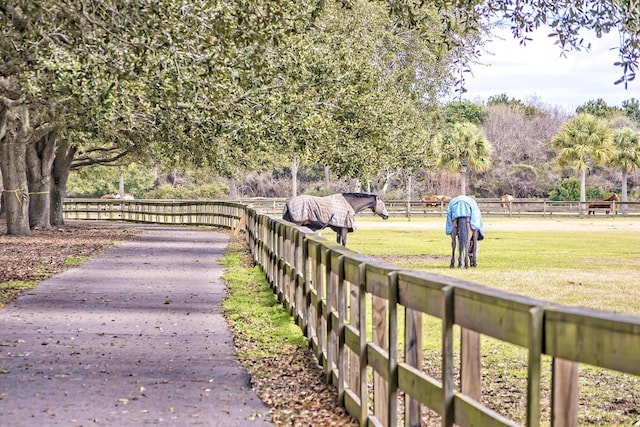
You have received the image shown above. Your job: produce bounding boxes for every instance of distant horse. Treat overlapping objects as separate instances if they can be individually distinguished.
[422,195,451,207]
[446,195,485,268]
[100,193,135,200]
[500,194,514,210]
[283,192,389,246]
[587,193,619,215]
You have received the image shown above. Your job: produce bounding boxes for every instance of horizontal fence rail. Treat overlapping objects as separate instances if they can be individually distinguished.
[63,199,640,426]
[232,197,640,218]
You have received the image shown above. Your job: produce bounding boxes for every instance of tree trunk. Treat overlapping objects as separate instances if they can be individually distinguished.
[621,169,628,216]
[118,174,125,199]
[460,172,467,196]
[579,168,587,218]
[405,172,413,201]
[26,131,57,229]
[324,165,331,189]
[51,143,76,227]
[459,162,469,195]
[0,135,31,235]
[291,156,298,197]
[229,178,237,200]
[0,172,5,219]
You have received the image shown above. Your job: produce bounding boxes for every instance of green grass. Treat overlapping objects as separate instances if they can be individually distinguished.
[64,255,87,266]
[220,239,306,360]
[347,218,640,315]
[0,281,37,306]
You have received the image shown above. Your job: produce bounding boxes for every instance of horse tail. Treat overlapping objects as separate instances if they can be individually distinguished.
[458,217,470,266]
[458,217,469,245]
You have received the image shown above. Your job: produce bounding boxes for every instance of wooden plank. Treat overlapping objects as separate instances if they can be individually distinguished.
[231,212,246,236]
[372,291,389,426]
[460,328,481,401]
[404,308,422,426]
[365,263,394,299]
[397,271,455,318]
[387,272,398,427]
[551,358,578,427]
[367,342,390,381]
[527,307,543,427]
[348,261,362,398]
[454,286,540,347]
[454,393,519,427]
[358,263,368,426]
[442,286,454,427]
[344,389,362,424]
[397,363,442,416]
[545,307,640,375]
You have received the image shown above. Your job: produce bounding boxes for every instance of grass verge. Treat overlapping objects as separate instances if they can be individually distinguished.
[0,281,36,306]
[220,236,357,426]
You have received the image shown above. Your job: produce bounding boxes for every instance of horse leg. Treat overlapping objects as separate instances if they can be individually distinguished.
[450,219,457,268]
[470,230,478,267]
[456,218,465,268]
[337,228,347,246]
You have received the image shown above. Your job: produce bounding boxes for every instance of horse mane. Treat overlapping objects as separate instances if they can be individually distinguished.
[341,192,376,199]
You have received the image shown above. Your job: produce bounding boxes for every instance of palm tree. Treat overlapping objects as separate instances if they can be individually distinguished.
[609,127,640,216]
[552,114,613,217]
[438,122,491,195]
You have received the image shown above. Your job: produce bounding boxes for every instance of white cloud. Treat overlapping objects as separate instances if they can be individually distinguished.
[462,27,637,111]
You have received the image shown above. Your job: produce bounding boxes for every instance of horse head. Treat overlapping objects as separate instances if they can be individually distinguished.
[372,196,389,220]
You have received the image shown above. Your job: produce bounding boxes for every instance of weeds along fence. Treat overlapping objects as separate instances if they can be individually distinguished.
[63,199,640,427]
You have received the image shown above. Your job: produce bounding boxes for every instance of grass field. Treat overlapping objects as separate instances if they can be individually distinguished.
[347,216,640,315]
[331,216,640,425]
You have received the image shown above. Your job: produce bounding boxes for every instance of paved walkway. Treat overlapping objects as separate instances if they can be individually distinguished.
[0,224,273,426]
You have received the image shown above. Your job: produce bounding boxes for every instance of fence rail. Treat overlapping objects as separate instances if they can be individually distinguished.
[63,199,640,426]
[237,197,640,218]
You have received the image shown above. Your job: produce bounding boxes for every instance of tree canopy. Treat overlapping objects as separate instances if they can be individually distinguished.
[2,0,640,234]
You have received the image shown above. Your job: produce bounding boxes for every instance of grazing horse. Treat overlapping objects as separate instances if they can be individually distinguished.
[587,193,619,215]
[500,194,514,210]
[283,192,389,246]
[446,195,485,268]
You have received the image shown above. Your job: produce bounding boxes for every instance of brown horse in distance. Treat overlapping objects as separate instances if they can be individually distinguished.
[500,194,514,210]
[422,195,451,207]
[587,193,619,215]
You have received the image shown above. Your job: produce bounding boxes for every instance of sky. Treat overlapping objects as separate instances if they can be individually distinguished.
[462,26,638,112]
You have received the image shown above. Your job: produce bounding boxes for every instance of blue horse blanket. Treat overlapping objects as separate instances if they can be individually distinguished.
[446,195,485,240]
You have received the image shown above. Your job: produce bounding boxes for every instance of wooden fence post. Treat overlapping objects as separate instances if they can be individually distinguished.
[552,358,578,427]
[405,307,422,426]
[460,328,481,401]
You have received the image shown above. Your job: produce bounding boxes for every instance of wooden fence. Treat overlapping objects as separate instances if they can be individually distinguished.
[64,199,640,426]
[236,197,640,218]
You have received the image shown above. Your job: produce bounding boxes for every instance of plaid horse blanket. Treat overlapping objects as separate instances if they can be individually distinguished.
[446,195,485,240]
[283,194,356,231]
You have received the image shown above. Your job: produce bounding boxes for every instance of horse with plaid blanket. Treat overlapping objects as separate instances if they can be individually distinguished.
[283,193,389,246]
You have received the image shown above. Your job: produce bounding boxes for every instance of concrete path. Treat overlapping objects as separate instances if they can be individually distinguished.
[0,224,273,426]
